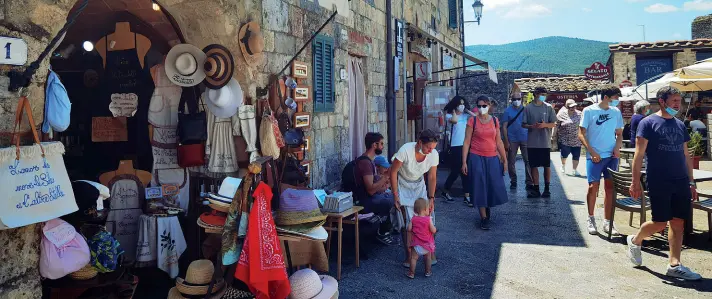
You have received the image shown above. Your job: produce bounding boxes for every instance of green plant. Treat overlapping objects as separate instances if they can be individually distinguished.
[688,131,705,157]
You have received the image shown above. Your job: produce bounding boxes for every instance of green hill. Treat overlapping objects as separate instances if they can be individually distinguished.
[466,36,614,75]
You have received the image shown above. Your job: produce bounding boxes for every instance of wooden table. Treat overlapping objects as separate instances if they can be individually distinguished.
[324,206,364,280]
[278,233,326,276]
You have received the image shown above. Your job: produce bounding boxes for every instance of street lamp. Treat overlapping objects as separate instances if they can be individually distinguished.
[472,0,483,25]
[459,0,484,94]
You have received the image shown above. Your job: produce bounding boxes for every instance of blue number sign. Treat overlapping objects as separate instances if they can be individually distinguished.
[0,36,28,66]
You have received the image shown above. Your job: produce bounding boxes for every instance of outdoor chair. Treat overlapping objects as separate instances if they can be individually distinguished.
[692,190,712,241]
[608,168,651,240]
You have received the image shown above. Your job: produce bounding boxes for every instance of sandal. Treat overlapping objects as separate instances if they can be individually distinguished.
[406,272,415,279]
[403,262,410,268]
[425,272,432,277]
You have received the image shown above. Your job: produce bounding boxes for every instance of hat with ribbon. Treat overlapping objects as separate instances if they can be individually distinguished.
[170,260,226,298]
[274,189,327,240]
[202,44,235,90]
[165,44,207,87]
[287,269,338,299]
[205,78,243,118]
[238,21,265,67]
[208,177,243,207]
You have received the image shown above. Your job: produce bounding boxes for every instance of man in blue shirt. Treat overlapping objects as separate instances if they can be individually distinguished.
[627,87,701,281]
[578,85,624,236]
[502,92,532,190]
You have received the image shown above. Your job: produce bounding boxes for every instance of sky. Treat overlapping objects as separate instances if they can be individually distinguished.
[462,0,712,45]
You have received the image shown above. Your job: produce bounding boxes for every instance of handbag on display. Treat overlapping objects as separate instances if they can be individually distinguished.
[265,105,285,148]
[259,106,281,160]
[0,97,78,229]
[177,143,205,168]
[177,86,207,144]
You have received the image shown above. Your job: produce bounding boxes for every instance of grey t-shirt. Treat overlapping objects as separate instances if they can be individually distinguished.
[522,102,557,148]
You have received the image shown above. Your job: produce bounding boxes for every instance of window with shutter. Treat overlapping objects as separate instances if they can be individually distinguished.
[448,0,458,29]
[312,35,334,113]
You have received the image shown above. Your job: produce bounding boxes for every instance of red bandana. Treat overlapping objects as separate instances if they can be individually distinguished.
[235,182,290,299]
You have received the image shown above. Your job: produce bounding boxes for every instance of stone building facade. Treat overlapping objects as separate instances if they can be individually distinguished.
[693,14,712,39]
[609,41,708,86]
[0,0,468,297]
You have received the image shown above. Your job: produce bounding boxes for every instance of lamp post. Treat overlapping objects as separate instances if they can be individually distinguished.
[460,0,483,80]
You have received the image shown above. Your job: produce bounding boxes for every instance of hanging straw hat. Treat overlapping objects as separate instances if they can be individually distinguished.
[69,264,98,280]
[202,44,235,90]
[238,21,265,67]
[173,260,226,297]
[287,269,338,299]
[165,44,207,87]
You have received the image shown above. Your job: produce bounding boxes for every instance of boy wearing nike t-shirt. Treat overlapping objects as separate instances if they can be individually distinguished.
[578,85,624,236]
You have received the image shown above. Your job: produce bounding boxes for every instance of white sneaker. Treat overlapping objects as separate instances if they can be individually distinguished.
[560,166,566,173]
[626,235,642,266]
[603,221,620,236]
[587,217,598,235]
[666,264,702,281]
[573,170,582,177]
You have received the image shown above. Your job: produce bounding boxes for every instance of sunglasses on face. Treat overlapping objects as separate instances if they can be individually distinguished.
[477,105,488,108]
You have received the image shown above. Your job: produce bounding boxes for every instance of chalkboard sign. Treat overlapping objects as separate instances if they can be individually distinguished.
[620,101,634,118]
[92,117,128,142]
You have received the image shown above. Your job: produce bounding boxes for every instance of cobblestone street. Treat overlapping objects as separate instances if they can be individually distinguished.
[333,153,712,299]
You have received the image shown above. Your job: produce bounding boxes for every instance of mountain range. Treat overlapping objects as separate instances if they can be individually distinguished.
[465,36,614,75]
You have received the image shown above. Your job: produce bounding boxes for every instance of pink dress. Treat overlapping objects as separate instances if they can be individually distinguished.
[411,215,435,253]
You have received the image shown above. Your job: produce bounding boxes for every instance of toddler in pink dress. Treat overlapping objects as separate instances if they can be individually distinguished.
[407,198,437,278]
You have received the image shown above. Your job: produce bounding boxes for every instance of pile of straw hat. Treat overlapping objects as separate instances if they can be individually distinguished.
[168,260,226,299]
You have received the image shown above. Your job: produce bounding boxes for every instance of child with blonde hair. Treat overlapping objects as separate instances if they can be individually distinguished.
[406,198,437,278]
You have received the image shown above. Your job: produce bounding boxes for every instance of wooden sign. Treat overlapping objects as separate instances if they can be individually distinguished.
[584,62,611,81]
[92,117,128,142]
[620,101,635,119]
[0,37,28,66]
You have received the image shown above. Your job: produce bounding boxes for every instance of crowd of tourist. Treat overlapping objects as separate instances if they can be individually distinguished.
[340,85,702,281]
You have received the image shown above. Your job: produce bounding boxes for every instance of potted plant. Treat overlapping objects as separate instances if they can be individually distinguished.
[688,131,705,169]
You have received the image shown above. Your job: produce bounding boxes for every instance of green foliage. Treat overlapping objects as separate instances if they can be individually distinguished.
[466,36,614,75]
[689,131,705,157]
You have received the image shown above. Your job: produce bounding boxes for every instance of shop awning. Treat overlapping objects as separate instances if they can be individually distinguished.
[405,24,488,68]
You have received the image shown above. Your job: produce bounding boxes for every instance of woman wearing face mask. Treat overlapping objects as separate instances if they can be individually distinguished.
[442,96,477,206]
[391,129,441,267]
[461,96,508,230]
[630,100,650,148]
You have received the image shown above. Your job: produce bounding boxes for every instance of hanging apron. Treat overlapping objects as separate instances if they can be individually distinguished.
[105,173,145,262]
[91,34,155,175]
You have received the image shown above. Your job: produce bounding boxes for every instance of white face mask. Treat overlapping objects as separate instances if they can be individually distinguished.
[512,100,521,107]
[457,105,465,112]
[479,107,489,115]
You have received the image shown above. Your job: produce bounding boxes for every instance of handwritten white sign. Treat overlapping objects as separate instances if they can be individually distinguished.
[109,93,138,117]
[0,37,28,66]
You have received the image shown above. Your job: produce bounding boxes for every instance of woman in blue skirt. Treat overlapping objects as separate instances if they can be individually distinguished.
[461,96,509,230]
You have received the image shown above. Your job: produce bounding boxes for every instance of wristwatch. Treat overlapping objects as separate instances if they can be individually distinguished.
[690,181,697,188]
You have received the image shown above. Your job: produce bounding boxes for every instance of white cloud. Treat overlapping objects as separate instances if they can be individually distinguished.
[502,4,552,19]
[485,0,521,10]
[673,32,683,38]
[684,0,712,11]
[582,7,593,12]
[644,3,680,13]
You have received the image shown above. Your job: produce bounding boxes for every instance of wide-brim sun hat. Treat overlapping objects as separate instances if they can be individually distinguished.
[206,78,243,118]
[276,225,328,241]
[165,44,207,87]
[287,269,338,299]
[238,21,265,67]
[202,44,235,90]
[175,260,226,296]
[168,286,226,299]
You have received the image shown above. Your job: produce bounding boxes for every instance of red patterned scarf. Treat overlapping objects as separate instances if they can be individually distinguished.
[235,182,290,299]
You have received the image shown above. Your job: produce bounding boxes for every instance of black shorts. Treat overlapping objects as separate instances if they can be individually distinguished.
[528,148,551,168]
[647,179,692,222]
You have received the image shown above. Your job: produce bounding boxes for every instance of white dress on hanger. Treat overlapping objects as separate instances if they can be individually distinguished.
[206,108,240,173]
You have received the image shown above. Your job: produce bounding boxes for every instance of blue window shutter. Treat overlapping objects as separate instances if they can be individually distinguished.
[313,35,334,112]
[448,0,458,29]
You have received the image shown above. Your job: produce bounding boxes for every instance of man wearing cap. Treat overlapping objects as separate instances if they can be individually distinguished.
[521,87,557,198]
[578,85,624,236]
[354,132,396,245]
[502,91,532,190]
[626,86,702,281]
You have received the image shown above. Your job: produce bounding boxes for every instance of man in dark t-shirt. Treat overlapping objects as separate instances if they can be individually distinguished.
[353,132,395,245]
[627,87,702,281]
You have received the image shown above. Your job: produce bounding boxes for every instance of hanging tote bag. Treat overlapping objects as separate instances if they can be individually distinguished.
[42,68,71,133]
[0,97,78,229]
[259,107,281,160]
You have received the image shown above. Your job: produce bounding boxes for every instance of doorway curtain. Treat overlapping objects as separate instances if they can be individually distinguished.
[349,56,367,160]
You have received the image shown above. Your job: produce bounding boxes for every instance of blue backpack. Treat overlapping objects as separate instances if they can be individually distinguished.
[43,68,71,133]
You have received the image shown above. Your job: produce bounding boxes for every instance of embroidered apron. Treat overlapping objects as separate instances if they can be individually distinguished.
[106,173,145,262]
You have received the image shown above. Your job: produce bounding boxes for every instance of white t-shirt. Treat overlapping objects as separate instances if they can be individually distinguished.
[446,113,469,147]
[392,142,439,181]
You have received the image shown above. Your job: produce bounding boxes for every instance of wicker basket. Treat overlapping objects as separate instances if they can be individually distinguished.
[70,264,98,280]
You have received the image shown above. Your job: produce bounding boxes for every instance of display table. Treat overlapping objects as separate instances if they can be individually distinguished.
[278,233,327,275]
[43,267,134,299]
[324,206,364,280]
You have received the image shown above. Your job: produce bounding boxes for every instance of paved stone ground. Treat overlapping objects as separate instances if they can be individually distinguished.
[333,152,712,299]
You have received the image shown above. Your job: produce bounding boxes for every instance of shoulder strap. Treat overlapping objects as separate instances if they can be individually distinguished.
[507,108,524,128]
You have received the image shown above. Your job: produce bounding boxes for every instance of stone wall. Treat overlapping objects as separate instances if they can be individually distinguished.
[675,49,697,70]
[457,70,569,117]
[611,52,635,85]
[692,15,712,39]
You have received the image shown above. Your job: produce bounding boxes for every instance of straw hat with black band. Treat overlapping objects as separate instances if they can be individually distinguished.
[238,21,264,67]
[202,44,235,90]
[169,260,226,299]
[165,44,207,87]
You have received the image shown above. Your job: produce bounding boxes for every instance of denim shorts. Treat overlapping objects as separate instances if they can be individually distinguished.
[559,144,581,160]
[586,157,619,183]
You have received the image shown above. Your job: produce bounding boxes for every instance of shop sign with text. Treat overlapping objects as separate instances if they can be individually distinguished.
[584,62,610,81]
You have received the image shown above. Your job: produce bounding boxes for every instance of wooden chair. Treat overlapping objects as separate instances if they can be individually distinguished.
[608,168,652,240]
